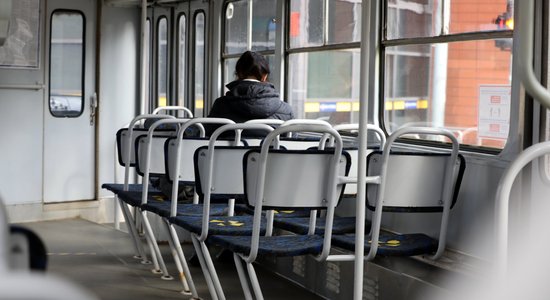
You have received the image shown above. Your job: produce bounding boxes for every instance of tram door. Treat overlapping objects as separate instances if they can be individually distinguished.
[43,0,96,203]
[174,0,208,117]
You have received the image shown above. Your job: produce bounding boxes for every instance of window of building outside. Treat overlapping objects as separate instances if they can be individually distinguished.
[383,0,514,150]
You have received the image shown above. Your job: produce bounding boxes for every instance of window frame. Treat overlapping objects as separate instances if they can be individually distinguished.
[284,0,362,124]
[379,0,515,153]
[193,10,207,117]
[221,0,277,86]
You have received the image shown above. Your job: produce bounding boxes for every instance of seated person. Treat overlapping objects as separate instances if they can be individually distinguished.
[206,51,294,137]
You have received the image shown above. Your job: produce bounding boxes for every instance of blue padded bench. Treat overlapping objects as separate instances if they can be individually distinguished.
[331,127,465,261]
[203,122,350,299]
[332,232,438,256]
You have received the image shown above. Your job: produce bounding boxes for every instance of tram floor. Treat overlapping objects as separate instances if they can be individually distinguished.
[22,218,324,300]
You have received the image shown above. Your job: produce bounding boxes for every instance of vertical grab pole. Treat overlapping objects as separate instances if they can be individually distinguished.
[354,0,374,299]
[518,0,550,108]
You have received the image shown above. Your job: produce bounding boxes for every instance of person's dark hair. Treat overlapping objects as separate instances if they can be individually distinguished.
[234,51,270,81]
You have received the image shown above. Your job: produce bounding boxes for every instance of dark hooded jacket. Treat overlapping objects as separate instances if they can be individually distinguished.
[206,80,294,136]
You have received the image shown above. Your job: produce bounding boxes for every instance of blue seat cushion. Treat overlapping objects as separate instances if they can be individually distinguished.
[115,190,166,207]
[101,183,160,194]
[170,215,266,236]
[332,232,438,256]
[142,202,228,218]
[274,216,359,234]
[234,204,312,218]
[208,235,324,257]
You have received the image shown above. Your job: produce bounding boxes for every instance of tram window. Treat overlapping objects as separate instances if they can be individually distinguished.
[49,11,85,118]
[194,12,205,117]
[145,19,152,110]
[157,17,168,107]
[327,0,361,44]
[223,54,274,88]
[223,58,238,87]
[286,0,361,124]
[223,0,276,87]
[251,0,277,51]
[287,50,360,123]
[387,0,513,39]
[386,0,435,40]
[289,0,323,48]
[382,0,514,150]
[177,14,186,107]
[224,1,248,54]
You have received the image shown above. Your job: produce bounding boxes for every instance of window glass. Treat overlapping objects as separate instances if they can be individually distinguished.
[223,58,238,88]
[287,50,361,123]
[145,19,151,110]
[177,14,186,107]
[157,17,168,107]
[225,1,248,54]
[289,0,324,48]
[384,39,513,148]
[386,0,435,40]
[251,0,277,51]
[327,0,362,44]
[194,12,205,117]
[49,11,84,118]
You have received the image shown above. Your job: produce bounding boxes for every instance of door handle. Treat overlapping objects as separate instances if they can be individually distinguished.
[90,92,98,126]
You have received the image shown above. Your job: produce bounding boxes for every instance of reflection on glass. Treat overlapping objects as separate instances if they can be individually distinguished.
[49,11,84,118]
[157,17,168,107]
[225,1,248,54]
[178,15,186,108]
[328,0,361,44]
[252,0,277,51]
[384,39,513,149]
[287,50,361,124]
[289,0,324,48]
[194,12,205,117]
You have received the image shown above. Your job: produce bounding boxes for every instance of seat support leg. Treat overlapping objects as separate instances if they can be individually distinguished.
[141,211,172,280]
[164,220,200,298]
[119,201,149,263]
[246,262,264,300]
[199,240,226,300]
[233,254,253,300]
[191,236,219,300]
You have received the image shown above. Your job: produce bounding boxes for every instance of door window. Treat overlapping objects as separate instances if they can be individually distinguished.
[49,10,85,117]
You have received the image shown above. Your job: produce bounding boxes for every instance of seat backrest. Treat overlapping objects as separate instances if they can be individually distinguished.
[244,149,350,209]
[278,137,324,150]
[165,137,235,183]
[116,128,175,166]
[364,127,463,261]
[195,146,255,199]
[366,151,465,212]
[135,134,175,176]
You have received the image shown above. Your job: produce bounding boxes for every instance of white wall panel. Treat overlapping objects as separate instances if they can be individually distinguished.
[97,6,140,198]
